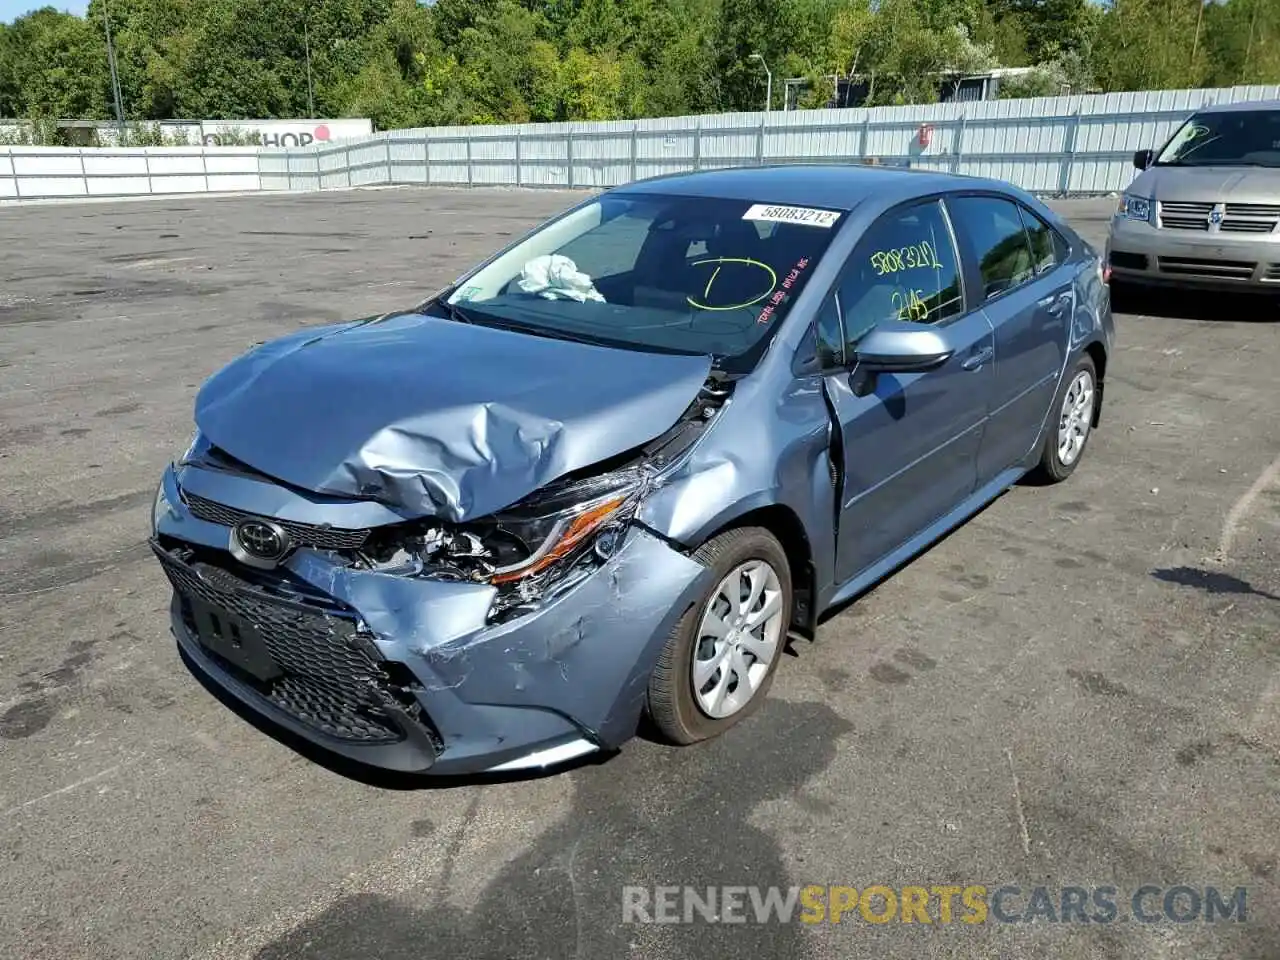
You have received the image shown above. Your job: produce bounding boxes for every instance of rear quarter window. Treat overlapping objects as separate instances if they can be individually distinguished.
[1019,206,1071,277]
[947,195,1037,301]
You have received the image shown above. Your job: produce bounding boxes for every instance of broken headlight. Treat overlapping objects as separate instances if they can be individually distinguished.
[481,468,646,585]
[359,467,647,601]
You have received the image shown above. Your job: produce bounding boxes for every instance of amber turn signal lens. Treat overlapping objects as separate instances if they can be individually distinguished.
[489,496,628,584]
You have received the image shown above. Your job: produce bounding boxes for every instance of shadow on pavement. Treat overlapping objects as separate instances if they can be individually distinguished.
[1112,284,1280,322]
[252,699,852,959]
[1152,566,1279,602]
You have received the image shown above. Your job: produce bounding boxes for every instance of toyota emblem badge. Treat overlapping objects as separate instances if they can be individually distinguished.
[231,519,292,568]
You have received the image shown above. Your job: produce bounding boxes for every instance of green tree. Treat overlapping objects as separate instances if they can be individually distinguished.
[4,8,110,118]
[1203,0,1280,86]
[713,0,797,111]
[1094,0,1210,92]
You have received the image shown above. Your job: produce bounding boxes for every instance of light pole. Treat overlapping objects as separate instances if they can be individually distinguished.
[749,54,772,112]
[303,18,316,116]
[100,0,126,138]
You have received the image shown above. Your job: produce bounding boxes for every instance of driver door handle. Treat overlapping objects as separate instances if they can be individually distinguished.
[961,346,993,371]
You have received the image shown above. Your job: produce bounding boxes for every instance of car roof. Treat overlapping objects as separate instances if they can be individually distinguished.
[614,163,1015,211]
[1195,99,1280,115]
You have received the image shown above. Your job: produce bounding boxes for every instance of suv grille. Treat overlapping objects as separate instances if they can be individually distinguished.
[1158,200,1280,234]
[1158,256,1255,279]
[182,490,372,551]
[1159,201,1213,230]
[1222,203,1280,234]
[155,543,416,744]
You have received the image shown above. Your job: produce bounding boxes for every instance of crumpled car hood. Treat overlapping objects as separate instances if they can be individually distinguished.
[194,312,712,522]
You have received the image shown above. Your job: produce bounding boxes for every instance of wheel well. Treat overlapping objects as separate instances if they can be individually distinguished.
[701,505,817,641]
[1084,340,1107,427]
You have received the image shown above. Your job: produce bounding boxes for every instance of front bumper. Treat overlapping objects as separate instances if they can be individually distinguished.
[152,464,709,776]
[1108,216,1280,289]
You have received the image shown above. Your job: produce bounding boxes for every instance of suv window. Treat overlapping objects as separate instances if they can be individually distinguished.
[1018,206,1068,277]
[837,199,964,346]
[948,196,1036,301]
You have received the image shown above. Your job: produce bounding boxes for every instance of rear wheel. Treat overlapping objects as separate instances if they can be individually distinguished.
[647,527,792,745]
[1034,354,1097,483]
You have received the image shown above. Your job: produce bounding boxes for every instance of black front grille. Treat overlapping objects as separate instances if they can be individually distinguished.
[1110,251,1149,270]
[182,490,372,551]
[154,543,412,744]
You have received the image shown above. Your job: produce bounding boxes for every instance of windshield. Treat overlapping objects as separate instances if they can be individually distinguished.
[1156,110,1280,168]
[433,192,845,373]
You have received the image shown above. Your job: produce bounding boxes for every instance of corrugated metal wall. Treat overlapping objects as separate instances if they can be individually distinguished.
[2,146,262,200]
[258,85,1280,197]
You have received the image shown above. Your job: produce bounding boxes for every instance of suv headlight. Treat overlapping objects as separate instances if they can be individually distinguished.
[1117,194,1152,223]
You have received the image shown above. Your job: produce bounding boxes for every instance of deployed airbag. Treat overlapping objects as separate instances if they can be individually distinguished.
[517,254,606,303]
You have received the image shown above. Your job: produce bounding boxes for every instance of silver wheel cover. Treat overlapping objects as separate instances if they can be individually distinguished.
[1057,369,1095,467]
[691,559,785,719]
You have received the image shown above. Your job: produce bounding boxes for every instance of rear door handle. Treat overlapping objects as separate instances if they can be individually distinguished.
[1038,292,1071,315]
[961,346,993,371]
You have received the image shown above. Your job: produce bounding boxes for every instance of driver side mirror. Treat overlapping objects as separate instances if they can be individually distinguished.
[1133,149,1154,170]
[847,320,953,397]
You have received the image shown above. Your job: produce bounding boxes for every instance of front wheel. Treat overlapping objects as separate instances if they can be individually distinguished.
[647,527,792,745]
[1034,354,1097,483]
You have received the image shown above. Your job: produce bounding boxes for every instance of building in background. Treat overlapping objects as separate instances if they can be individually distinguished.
[0,118,373,147]
[784,68,1047,110]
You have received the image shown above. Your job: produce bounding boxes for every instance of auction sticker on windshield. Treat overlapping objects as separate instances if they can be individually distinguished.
[743,204,841,228]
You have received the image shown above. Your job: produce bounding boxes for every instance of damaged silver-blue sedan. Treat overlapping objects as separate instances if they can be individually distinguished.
[150,165,1114,775]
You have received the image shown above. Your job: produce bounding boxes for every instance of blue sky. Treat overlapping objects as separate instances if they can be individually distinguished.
[2,0,86,22]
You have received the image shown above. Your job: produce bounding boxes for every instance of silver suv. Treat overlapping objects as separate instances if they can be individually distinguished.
[1108,101,1280,290]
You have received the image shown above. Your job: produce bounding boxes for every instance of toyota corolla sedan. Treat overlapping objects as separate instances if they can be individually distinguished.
[1109,100,1280,290]
[151,165,1113,775]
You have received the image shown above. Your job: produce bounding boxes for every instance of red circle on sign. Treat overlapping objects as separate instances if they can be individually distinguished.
[314,124,331,141]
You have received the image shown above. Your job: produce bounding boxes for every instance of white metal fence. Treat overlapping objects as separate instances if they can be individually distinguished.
[259,85,1280,198]
[0,146,260,200]
[5,85,1279,203]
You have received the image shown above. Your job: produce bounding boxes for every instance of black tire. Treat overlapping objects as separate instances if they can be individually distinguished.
[1033,354,1098,484]
[647,527,792,745]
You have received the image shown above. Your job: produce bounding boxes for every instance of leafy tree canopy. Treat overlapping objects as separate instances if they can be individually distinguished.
[0,0,1275,126]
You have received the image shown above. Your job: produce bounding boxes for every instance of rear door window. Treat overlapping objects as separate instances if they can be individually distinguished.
[947,196,1036,302]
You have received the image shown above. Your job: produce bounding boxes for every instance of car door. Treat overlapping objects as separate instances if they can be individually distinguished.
[946,195,1072,484]
[820,197,996,586]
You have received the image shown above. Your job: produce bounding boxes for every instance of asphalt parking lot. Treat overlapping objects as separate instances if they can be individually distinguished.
[2,186,1279,960]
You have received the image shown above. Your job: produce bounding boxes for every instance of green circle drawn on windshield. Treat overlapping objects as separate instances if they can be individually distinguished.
[686,257,778,312]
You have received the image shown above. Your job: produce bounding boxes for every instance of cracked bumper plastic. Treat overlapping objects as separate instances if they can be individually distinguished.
[154,465,710,775]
